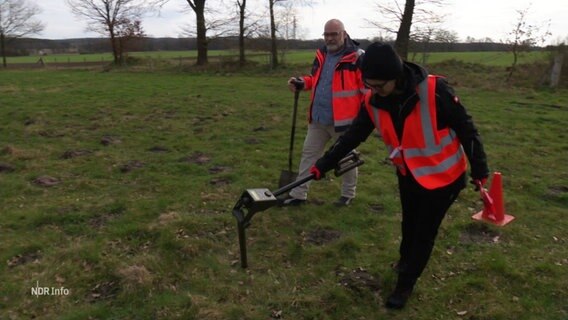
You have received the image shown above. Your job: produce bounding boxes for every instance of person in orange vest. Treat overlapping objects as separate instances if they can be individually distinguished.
[280,19,366,207]
[309,42,489,309]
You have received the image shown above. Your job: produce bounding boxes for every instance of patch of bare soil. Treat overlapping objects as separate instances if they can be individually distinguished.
[88,280,120,302]
[336,267,382,295]
[179,152,211,165]
[7,251,42,268]
[147,146,170,153]
[61,149,92,159]
[208,165,230,174]
[547,185,568,199]
[303,228,341,245]
[100,136,121,146]
[368,203,384,213]
[209,177,231,187]
[88,210,123,229]
[33,175,60,187]
[459,223,502,244]
[0,163,15,173]
[119,160,144,173]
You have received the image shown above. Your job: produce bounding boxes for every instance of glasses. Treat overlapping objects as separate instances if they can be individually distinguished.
[364,80,391,90]
[322,31,342,38]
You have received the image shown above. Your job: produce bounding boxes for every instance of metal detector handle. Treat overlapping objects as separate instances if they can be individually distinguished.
[334,150,364,176]
[335,159,365,177]
[273,174,315,198]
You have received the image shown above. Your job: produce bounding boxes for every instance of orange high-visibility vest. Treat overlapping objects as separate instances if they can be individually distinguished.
[302,48,366,131]
[365,75,467,190]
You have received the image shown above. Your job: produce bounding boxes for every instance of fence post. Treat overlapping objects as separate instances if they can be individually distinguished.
[550,53,564,88]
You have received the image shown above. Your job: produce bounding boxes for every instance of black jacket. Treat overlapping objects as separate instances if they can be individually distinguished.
[316,61,489,194]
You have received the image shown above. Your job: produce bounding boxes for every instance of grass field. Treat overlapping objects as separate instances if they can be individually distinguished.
[0,60,567,319]
[5,49,550,68]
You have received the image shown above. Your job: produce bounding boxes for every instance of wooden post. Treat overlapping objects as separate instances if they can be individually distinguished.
[550,53,564,88]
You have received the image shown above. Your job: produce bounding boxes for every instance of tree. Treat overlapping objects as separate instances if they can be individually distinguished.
[115,18,146,63]
[367,0,447,59]
[237,0,247,65]
[268,0,280,68]
[233,0,265,66]
[505,6,551,82]
[266,0,313,68]
[0,0,44,67]
[182,0,208,65]
[66,0,154,65]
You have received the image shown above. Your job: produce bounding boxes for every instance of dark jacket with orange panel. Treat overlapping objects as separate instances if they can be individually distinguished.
[300,37,367,132]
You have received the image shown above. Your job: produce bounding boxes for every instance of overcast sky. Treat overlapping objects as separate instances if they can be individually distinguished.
[35,0,567,45]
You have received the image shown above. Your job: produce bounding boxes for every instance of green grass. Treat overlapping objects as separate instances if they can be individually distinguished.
[0,63,566,319]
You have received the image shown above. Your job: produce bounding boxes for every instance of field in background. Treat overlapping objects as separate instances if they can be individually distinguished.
[0,55,566,319]
[5,49,550,68]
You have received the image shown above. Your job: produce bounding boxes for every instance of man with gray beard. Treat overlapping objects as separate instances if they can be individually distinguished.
[280,19,366,207]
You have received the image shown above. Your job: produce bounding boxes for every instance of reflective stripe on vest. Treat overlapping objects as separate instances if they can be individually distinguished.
[365,75,467,189]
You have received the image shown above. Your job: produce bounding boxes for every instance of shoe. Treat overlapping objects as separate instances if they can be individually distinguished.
[333,196,353,207]
[279,195,306,207]
[385,284,414,309]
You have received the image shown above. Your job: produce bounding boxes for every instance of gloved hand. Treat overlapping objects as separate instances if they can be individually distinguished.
[310,165,323,180]
[470,177,488,191]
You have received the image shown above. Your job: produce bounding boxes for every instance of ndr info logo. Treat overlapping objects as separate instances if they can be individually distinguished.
[31,281,70,297]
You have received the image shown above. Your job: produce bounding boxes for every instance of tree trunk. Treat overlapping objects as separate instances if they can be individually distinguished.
[507,44,519,82]
[395,0,415,60]
[195,2,208,66]
[1,33,6,68]
[238,0,246,66]
[108,26,120,65]
[269,0,278,68]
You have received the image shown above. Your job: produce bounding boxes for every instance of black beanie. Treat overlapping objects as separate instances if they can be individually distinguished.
[361,42,403,80]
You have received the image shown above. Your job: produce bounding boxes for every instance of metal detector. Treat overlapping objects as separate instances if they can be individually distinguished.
[231,151,364,268]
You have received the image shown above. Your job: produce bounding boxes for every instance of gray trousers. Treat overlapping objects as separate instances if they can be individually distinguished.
[289,122,358,200]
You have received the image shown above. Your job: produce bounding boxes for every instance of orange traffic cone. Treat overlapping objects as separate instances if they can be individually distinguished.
[472,172,515,226]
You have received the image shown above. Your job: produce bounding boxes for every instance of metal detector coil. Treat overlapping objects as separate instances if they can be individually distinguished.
[232,151,364,268]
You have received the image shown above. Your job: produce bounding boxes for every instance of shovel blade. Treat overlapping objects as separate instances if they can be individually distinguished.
[279,170,298,188]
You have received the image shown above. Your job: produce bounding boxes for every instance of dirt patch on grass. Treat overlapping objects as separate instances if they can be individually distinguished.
[7,251,42,268]
[100,136,121,146]
[547,185,568,197]
[61,149,93,159]
[303,228,341,245]
[459,223,502,244]
[208,165,230,174]
[88,210,124,229]
[147,146,170,153]
[336,267,382,294]
[368,203,384,213]
[209,177,231,187]
[0,163,15,173]
[180,152,211,164]
[88,280,120,302]
[33,175,60,187]
[120,160,144,173]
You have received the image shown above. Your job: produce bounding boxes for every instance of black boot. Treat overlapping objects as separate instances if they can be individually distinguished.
[386,280,414,309]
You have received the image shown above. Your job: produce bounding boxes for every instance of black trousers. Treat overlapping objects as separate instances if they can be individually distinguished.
[396,185,460,286]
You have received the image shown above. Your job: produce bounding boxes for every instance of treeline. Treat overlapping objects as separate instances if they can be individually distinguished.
[8,37,522,56]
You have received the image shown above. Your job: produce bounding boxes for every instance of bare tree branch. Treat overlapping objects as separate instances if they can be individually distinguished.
[0,0,45,67]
